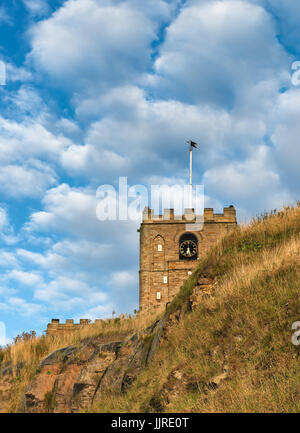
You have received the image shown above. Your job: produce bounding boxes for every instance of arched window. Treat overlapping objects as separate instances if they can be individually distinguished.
[179,233,198,261]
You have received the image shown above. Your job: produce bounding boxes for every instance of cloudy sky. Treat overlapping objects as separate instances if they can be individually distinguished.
[0,0,299,341]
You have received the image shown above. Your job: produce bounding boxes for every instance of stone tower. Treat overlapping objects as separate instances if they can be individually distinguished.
[138,206,237,312]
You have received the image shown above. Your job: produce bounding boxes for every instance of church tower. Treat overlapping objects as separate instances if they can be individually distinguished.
[138,206,237,312]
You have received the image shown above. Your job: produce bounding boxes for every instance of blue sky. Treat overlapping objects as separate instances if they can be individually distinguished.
[0,0,299,342]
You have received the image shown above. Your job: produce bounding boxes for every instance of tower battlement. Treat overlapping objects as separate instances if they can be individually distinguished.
[142,206,236,223]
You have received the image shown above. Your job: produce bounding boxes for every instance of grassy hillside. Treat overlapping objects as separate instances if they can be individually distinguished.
[91,203,300,413]
[1,203,300,413]
[0,311,160,412]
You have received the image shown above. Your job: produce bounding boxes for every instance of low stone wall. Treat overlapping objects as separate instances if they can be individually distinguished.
[46,319,103,336]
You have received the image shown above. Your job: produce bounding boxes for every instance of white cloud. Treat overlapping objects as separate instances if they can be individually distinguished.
[0,116,71,164]
[28,0,158,91]
[262,0,300,52]
[35,275,92,301]
[125,0,179,22]
[0,207,18,245]
[77,302,115,321]
[5,297,45,317]
[110,270,138,290]
[21,179,140,316]
[26,183,100,237]
[0,251,19,268]
[51,239,114,271]
[56,117,82,138]
[271,88,300,193]
[5,86,44,114]
[0,160,57,199]
[5,64,32,83]
[34,274,110,314]
[22,0,50,16]
[26,183,138,249]
[0,295,45,318]
[63,85,233,182]
[0,113,73,199]
[25,182,139,271]
[0,207,9,232]
[153,0,288,106]
[203,145,293,215]
[17,248,59,268]
[6,270,43,286]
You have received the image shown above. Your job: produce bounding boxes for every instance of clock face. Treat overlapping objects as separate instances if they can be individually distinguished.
[180,240,197,259]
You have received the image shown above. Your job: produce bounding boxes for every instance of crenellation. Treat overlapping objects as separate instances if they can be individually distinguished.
[142,207,236,224]
[46,318,92,336]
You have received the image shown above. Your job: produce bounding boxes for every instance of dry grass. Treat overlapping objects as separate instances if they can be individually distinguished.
[0,310,161,412]
[91,203,300,413]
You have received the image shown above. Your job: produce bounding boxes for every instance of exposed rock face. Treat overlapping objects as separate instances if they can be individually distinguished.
[18,319,167,413]
[71,342,119,412]
[15,272,212,413]
[18,340,120,413]
[190,275,215,306]
[40,345,78,366]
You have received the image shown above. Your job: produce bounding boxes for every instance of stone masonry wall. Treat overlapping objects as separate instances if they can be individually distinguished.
[46,319,101,336]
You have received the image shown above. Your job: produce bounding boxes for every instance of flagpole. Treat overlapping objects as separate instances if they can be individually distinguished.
[189,145,192,208]
[186,140,198,209]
